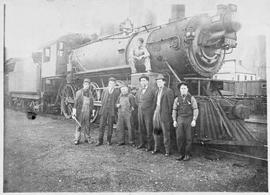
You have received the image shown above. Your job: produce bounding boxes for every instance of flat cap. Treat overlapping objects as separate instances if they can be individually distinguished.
[155,74,166,81]
[131,86,137,90]
[108,77,116,82]
[139,74,149,81]
[83,78,91,84]
[177,81,188,89]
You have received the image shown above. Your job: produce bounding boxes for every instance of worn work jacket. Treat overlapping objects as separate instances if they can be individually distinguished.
[135,86,157,114]
[74,88,94,118]
[99,87,120,117]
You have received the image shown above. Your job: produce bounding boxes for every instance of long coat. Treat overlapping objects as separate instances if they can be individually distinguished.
[153,86,174,123]
[99,87,120,117]
[135,86,157,114]
[74,89,94,118]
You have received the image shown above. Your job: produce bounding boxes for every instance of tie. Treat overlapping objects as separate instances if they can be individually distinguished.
[109,87,114,94]
[182,95,186,102]
[142,87,147,94]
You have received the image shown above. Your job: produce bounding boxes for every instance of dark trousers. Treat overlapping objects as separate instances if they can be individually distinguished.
[98,108,114,143]
[176,116,193,155]
[138,107,153,149]
[153,121,171,153]
[131,109,138,131]
[117,112,134,144]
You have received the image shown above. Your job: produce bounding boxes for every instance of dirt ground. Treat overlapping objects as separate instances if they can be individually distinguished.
[4,109,268,192]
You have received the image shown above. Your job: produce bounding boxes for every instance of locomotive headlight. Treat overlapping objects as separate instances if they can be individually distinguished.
[191,32,195,36]
[186,32,191,37]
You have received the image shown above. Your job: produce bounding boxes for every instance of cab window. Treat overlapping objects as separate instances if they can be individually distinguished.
[43,47,51,62]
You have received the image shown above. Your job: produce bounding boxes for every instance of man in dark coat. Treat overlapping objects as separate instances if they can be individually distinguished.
[96,77,120,146]
[172,82,199,161]
[72,78,94,145]
[152,74,174,156]
[135,74,157,151]
[130,87,138,138]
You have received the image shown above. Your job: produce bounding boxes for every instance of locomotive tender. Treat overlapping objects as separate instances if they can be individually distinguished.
[6,4,261,146]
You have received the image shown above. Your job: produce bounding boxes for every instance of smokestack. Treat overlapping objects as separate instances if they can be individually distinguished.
[170,4,185,22]
[217,4,227,15]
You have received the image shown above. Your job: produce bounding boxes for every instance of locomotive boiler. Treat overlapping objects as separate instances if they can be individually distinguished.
[70,4,240,78]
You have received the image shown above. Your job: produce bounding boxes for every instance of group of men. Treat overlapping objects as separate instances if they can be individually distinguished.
[72,74,198,161]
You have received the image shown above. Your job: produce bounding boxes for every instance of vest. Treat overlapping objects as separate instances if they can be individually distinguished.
[177,94,193,117]
[104,92,114,109]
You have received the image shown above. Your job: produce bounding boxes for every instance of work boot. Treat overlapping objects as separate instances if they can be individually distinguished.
[137,144,145,149]
[117,142,125,146]
[151,150,159,155]
[176,155,185,161]
[183,155,191,161]
[95,142,103,146]
[164,152,170,157]
[130,143,136,147]
[145,145,152,152]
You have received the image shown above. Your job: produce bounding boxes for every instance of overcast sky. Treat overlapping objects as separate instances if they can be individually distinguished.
[4,0,270,58]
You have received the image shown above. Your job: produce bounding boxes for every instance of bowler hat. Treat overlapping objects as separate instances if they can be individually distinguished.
[177,81,188,89]
[139,74,149,81]
[155,74,166,81]
[83,78,91,84]
[108,77,116,82]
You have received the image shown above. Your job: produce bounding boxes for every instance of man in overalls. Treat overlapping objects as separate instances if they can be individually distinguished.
[72,78,94,145]
[129,38,151,73]
[172,82,199,161]
[116,83,136,146]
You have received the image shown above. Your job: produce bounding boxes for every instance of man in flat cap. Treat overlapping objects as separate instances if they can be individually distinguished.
[96,77,120,146]
[72,78,95,145]
[129,38,151,73]
[152,74,174,156]
[172,82,199,161]
[135,74,157,151]
[116,83,136,146]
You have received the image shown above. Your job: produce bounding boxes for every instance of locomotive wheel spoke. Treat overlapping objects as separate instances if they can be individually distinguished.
[61,84,75,119]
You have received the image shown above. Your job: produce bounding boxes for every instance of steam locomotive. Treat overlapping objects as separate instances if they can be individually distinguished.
[5,4,261,146]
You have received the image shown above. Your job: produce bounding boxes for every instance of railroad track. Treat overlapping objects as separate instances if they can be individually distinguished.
[201,144,267,166]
